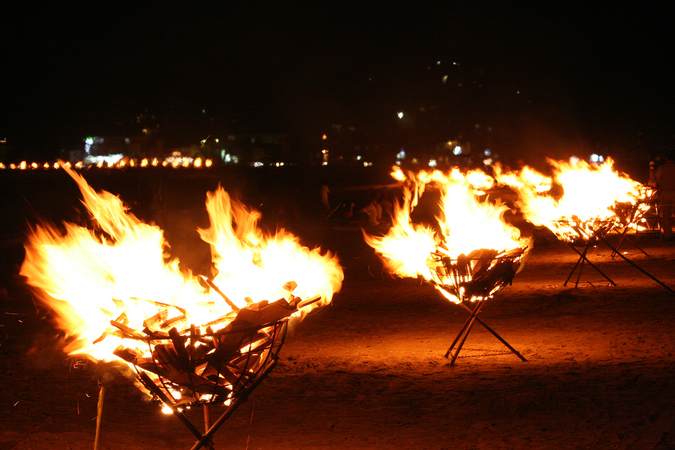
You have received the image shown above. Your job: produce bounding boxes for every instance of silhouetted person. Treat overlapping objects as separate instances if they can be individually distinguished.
[656,156,675,240]
[647,160,658,188]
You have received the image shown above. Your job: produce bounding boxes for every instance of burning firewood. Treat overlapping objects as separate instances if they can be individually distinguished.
[364,166,530,364]
[19,165,344,448]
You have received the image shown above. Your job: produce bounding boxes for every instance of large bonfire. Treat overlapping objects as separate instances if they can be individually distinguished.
[20,166,343,404]
[364,166,532,304]
[492,157,653,243]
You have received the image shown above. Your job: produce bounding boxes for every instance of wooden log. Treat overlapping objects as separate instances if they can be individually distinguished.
[143,309,169,329]
[112,345,144,363]
[202,277,240,312]
[109,320,146,340]
[160,314,187,331]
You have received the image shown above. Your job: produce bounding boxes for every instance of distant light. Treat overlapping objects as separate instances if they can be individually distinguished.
[363,161,373,167]
[442,75,448,84]
[214,138,219,143]
[253,161,264,168]
[590,153,604,163]
[322,161,328,166]
[429,159,438,168]
[453,146,462,156]
[570,156,581,165]
[84,154,124,166]
[483,158,493,166]
[437,61,441,65]
[85,137,94,145]
[356,155,362,161]
[484,149,492,157]
[397,112,404,119]
[396,149,406,160]
[322,134,327,140]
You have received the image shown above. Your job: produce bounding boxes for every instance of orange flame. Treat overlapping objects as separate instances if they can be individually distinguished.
[365,167,531,303]
[493,158,652,242]
[20,166,343,366]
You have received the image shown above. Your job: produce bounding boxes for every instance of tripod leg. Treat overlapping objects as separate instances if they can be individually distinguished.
[563,250,585,286]
[457,302,527,362]
[444,303,479,358]
[449,313,480,366]
[565,243,616,286]
[139,372,213,448]
[602,238,674,292]
[574,253,586,288]
[445,301,484,364]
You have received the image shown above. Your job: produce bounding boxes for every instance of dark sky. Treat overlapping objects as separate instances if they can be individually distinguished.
[2,3,674,160]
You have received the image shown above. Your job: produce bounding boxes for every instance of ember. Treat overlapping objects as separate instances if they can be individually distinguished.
[365,166,531,363]
[19,165,343,448]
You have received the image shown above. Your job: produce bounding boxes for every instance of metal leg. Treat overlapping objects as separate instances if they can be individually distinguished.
[191,358,279,450]
[446,300,527,365]
[139,372,216,450]
[601,238,674,293]
[444,301,482,359]
[564,243,616,286]
[457,302,527,362]
[445,301,484,365]
[563,244,588,287]
[611,227,649,259]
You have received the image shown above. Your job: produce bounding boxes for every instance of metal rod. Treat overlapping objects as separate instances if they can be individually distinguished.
[563,244,587,286]
[611,227,649,259]
[203,404,210,434]
[94,384,105,450]
[445,301,484,363]
[602,237,675,293]
[444,303,479,358]
[191,358,279,450]
[457,302,527,362]
[564,242,616,286]
[138,372,211,446]
[450,306,481,366]
[575,251,586,288]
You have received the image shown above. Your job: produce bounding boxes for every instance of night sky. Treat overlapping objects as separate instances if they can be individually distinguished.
[2,3,674,162]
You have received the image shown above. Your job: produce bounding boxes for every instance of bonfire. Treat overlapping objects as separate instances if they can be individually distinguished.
[493,157,671,291]
[20,165,343,449]
[364,166,531,364]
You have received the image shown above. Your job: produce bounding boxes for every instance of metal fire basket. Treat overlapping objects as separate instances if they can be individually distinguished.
[427,247,528,365]
[609,188,658,258]
[116,298,300,450]
[558,215,673,292]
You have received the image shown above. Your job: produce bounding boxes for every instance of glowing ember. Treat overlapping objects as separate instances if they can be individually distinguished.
[20,166,343,406]
[493,158,652,243]
[364,167,531,303]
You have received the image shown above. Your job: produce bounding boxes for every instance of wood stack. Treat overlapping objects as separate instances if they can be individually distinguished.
[428,247,525,302]
[101,282,307,407]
